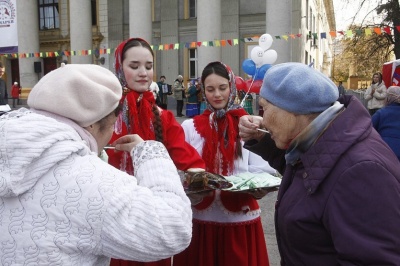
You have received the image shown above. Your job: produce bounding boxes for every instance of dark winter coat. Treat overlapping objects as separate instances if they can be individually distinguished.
[372,102,400,160]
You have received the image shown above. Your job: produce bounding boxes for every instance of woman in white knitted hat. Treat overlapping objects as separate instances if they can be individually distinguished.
[0,64,193,265]
[238,63,400,265]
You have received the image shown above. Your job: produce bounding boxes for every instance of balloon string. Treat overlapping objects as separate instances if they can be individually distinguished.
[240,68,258,107]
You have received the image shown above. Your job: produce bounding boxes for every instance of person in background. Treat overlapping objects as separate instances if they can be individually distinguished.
[372,85,400,161]
[174,61,277,266]
[337,81,345,97]
[0,64,193,266]
[364,72,387,115]
[156,75,169,109]
[11,81,20,108]
[149,81,161,106]
[0,62,8,105]
[173,74,185,117]
[197,77,207,114]
[107,37,206,266]
[185,79,200,118]
[238,62,400,265]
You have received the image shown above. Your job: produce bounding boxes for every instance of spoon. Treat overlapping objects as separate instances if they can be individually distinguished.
[104,146,116,150]
[257,128,270,134]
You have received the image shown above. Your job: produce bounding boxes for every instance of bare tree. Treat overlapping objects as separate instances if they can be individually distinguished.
[332,0,399,83]
[346,0,400,59]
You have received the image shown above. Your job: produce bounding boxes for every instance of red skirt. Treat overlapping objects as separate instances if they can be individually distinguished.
[110,258,171,266]
[173,217,269,266]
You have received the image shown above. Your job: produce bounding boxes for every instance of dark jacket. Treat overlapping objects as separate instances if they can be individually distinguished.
[186,85,199,103]
[0,79,7,105]
[372,103,400,160]
[245,95,400,265]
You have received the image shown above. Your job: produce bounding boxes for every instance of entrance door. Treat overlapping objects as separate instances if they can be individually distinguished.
[10,59,20,84]
[43,57,57,75]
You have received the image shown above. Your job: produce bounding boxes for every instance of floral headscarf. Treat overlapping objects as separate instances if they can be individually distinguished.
[107,38,157,175]
[114,37,150,88]
[203,62,242,122]
[193,62,247,175]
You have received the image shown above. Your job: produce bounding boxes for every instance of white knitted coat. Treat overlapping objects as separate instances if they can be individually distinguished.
[364,82,387,110]
[0,109,192,266]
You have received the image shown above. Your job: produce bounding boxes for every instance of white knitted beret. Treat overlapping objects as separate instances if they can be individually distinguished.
[28,64,122,127]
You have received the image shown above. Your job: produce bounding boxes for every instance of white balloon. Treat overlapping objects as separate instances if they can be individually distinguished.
[250,46,264,67]
[262,49,278,65]
[259,34,273,50]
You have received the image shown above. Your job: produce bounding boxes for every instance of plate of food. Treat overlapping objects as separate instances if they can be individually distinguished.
[222,172,282,193]
[183,169,233,194]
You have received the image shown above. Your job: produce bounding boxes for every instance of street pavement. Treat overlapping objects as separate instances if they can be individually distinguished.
[171,96,281,265]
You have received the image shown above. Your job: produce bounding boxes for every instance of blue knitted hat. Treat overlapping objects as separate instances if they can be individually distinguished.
[260,62,338,114]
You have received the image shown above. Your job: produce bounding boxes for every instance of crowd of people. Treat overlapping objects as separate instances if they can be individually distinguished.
[0,37,400,266]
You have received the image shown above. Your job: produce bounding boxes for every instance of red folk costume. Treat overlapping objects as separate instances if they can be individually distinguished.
[173,62,271,266]
[108,38,205,266]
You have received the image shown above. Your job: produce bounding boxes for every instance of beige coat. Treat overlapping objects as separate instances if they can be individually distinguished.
[173,80,185,100]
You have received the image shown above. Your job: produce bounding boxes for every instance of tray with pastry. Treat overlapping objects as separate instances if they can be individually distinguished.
[183,169,233,194]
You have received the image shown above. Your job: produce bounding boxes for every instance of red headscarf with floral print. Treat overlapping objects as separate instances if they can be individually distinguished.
[108,38,156,175]
[193,62,247,175]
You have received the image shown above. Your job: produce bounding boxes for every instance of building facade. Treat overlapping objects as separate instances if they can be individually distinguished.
[0,0,335,96]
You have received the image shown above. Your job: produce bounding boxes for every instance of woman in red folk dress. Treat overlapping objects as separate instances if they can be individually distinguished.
[174,61,277,266]
[108,38,205,266]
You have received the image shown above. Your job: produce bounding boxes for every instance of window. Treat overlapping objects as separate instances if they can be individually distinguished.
[312,15,315,33]
[91,0,97,26]
[189,0,196,18]
[38,0,59,30]
[305,0,309,29]
[309,8,312,31]
[305,51,308,65]
[189,49,198,79]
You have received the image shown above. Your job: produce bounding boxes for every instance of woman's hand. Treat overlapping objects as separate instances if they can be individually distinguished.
[112,134,144,153]
[238,115,265,142]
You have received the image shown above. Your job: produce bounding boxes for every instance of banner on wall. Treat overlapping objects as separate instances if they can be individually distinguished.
[0,0,18,53]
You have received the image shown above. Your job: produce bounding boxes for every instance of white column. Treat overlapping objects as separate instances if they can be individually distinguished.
[221,0,239,74]
[197,0,221,74]
[70,0,92,64]
[129,0,152,41]
[16,0,40,89]
[266,0,291,63]
[160,0,178,83]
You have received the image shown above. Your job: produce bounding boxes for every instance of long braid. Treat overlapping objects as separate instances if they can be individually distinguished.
[235,135,243,159]
[152,105,164,142]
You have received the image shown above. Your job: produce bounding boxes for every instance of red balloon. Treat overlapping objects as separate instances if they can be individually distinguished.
[245,79,262,94]
[235,76,246,91]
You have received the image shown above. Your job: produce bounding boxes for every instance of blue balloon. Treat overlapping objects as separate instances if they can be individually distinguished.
[242,59,256,76]
[254,64,272,80]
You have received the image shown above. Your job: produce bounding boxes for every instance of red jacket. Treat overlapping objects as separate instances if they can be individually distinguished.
[11,84,20,98]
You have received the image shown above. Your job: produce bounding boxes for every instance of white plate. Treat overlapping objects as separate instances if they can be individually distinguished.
[223,172,282,192]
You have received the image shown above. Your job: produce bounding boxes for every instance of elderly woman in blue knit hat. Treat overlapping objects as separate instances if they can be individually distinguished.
[238,62,400,265]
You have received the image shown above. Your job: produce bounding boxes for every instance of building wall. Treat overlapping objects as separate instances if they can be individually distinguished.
[3,0,335,94]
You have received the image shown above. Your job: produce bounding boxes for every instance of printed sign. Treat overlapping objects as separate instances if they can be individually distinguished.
[0,0,18,53]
